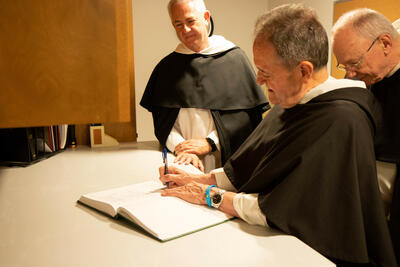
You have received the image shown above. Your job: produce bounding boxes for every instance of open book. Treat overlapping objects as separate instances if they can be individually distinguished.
[78,163,234,242]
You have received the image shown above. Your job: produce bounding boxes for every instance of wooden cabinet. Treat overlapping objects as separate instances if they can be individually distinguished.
[0,0,136,142]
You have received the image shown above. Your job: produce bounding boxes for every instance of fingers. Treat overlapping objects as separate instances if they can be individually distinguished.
[158,165,179,176]
[158,166,165,177]
[190,155,204,172]
[174,139,210,156]
[159,172,191,187]
[174,153,192,165]
[173,152,204,172]
[174,142,190,154]
[160,174,179,185]
[198,161,205,172]
[161,182,206,205]
[161,187,178,197]
[175,145,202,155]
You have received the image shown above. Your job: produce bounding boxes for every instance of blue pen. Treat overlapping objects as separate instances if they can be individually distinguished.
[162,148,169,187]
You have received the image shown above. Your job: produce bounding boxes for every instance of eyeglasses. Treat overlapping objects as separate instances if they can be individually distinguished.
[336,36,379,71]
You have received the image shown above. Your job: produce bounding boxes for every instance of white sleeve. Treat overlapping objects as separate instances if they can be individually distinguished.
[211,168,269,227]
[233,193,268,227]
[165,125,185,153]
[211,168,236,191]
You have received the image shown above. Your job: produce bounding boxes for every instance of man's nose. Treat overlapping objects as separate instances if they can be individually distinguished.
[183,24,191,32]
[346,70,357,79]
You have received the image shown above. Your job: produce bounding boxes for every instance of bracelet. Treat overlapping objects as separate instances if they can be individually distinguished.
[206,137,217,152]
[205,185,216,207]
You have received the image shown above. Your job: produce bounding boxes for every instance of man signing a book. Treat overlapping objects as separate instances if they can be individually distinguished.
[159,4,397,267]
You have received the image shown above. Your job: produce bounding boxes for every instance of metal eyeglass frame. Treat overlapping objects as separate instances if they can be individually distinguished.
[336,36,379,71]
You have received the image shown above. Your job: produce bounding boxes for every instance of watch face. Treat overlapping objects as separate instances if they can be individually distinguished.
[212,193,222,204]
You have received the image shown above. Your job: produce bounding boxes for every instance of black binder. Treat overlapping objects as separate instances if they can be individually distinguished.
[0,127,62,166]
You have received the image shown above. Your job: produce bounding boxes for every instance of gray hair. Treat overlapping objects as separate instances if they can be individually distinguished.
[332,8,399,41]
[254,4,328,71]
[167,0,207,18]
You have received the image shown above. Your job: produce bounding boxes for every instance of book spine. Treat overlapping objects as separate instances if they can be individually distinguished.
[26,128,37,161]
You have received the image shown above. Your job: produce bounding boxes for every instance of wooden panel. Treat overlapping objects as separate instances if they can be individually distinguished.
[332,0,400,78]
[0,0,134,129]
[75,1,137,145]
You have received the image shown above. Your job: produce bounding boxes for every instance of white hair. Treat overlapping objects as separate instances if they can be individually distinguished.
[393,18,400,33]
[167,0,207,18]
[332,8,399,41]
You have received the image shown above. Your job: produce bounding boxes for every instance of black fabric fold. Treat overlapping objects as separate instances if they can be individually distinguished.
[371,68,400,264]
[140,47,268,111]
[224,87,397,266]
[371,68,400,163]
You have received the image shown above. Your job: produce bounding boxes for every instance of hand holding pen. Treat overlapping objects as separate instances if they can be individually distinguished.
[162,148,169,187]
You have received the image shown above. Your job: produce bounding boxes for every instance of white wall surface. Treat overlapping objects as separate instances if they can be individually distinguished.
[133,0,334,142]
[268,0,334,72]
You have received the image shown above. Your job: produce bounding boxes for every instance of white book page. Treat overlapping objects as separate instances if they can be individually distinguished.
[79,185,142,217]
[78,160,202,217]
[116,180,232,241]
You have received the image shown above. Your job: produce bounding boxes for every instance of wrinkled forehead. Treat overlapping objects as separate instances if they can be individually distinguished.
[333,27,368,61]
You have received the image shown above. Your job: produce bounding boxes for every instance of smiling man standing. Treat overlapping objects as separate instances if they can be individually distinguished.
[140,0,268,173]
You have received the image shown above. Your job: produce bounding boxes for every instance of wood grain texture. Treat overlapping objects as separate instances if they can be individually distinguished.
[0,0,134,134]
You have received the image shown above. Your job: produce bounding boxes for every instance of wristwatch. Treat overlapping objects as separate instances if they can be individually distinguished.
[206,137,217,152]
[211,189,226,209]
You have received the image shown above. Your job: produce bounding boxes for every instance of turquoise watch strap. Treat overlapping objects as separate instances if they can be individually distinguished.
[206,185,216,207]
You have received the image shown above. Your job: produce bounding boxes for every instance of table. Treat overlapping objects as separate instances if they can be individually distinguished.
[0,141,335,267]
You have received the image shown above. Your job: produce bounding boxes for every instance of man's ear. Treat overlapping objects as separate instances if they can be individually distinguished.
[298,61,314,79]
[204,10,210,23]
[380,34,393,56]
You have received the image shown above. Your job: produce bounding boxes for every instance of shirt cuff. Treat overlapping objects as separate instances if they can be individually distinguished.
[166,129,185,153]
[233,193,268,227]
[211,168,236,191]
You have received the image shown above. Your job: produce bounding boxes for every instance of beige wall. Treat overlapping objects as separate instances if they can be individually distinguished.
[269,0,335,73]
[133,0,334,141]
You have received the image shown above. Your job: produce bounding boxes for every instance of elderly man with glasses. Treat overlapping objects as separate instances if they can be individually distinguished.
[333,8,400,264]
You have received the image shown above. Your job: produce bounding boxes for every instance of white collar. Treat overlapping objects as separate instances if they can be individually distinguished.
[174,35,236,55]
[299,76,367,104]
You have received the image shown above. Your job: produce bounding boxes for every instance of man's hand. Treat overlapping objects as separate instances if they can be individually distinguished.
[161,182,209,205]
[174,152,204,172]
[159,165,214,187]
[174,138,212,156]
